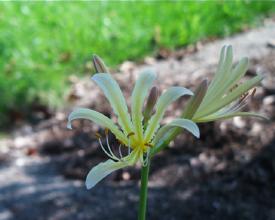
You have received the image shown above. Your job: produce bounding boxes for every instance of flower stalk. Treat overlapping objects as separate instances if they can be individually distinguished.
[138,158,150,220]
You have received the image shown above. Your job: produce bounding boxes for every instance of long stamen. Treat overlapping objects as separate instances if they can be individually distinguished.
[105,128,120,160]
[127,139,132,156]
[230,88,255,112]
[128,145,131,155]
[95,132,119,161]
[143,149,150,167]
[126,132,135,155]
[227,95,249,113]
[98,138,118,160]
[217,87,255,116]
[218,98,247,116]
[118,144,123,159]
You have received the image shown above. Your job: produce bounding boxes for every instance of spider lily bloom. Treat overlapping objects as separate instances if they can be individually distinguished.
[191,45,267,123]
[67,71,200,189]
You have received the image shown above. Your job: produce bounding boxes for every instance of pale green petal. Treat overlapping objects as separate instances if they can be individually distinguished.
[67,108,128,145]
[92,73,133,135]
[216,45,227,71]
[154,118,200,144]
[144,87,193,143]
[210,57,249,106]
[131,70,156,140]
[207,45,233,96]
[226,57,249,91]
[201,57,248,109]
[195,75,263,119]
[194,111,268,123]
[208,45,226,91]
[85,150,139,189]
[86,159,127,189]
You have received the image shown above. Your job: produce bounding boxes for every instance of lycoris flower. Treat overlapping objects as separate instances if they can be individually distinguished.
[67,71,200,189]
[191,45,267,123]
[149,45,267,156]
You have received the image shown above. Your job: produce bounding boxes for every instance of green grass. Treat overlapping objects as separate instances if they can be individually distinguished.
[0,1,274,125]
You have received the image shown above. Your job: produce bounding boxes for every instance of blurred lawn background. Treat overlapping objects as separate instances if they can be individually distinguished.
[0,1,274,127]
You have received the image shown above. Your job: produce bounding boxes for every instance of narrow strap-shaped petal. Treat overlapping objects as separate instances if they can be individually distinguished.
[225,57,249,92]
[209,45,226,90]
[86,160,127,189]
[194,111,268,123]
[154,118,200,144]
[92,73,133,136]
[131,70,156,140]
[67,108,128,145]
[194,75,263,119]
[144,87,193,143]
[208,45,233,94]
[205,57,249,109]
[85,149,140,189]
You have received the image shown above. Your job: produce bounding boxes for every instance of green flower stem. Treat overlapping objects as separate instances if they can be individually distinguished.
[138,157,151,220]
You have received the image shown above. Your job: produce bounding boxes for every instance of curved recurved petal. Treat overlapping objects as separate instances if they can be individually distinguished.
[194,111,268,123]
[67,108,128,145]
[85,149,140,189]
[131,70,156,140]
[144,87,193,143]
[92,73,133,135]
[154,118,200,144]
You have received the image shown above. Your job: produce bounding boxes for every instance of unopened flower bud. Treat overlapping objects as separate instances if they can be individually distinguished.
[92,55,109,73]
[143,86,159,123]
[182,79,208,119]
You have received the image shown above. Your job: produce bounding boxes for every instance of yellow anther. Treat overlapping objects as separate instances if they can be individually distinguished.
[127,132,135,138]
[250,88,256,98]
[95,132,102,139]
[239,92,249,103]
[104,128,109,136]
[144,143,153,148]
[117,139,124,146]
